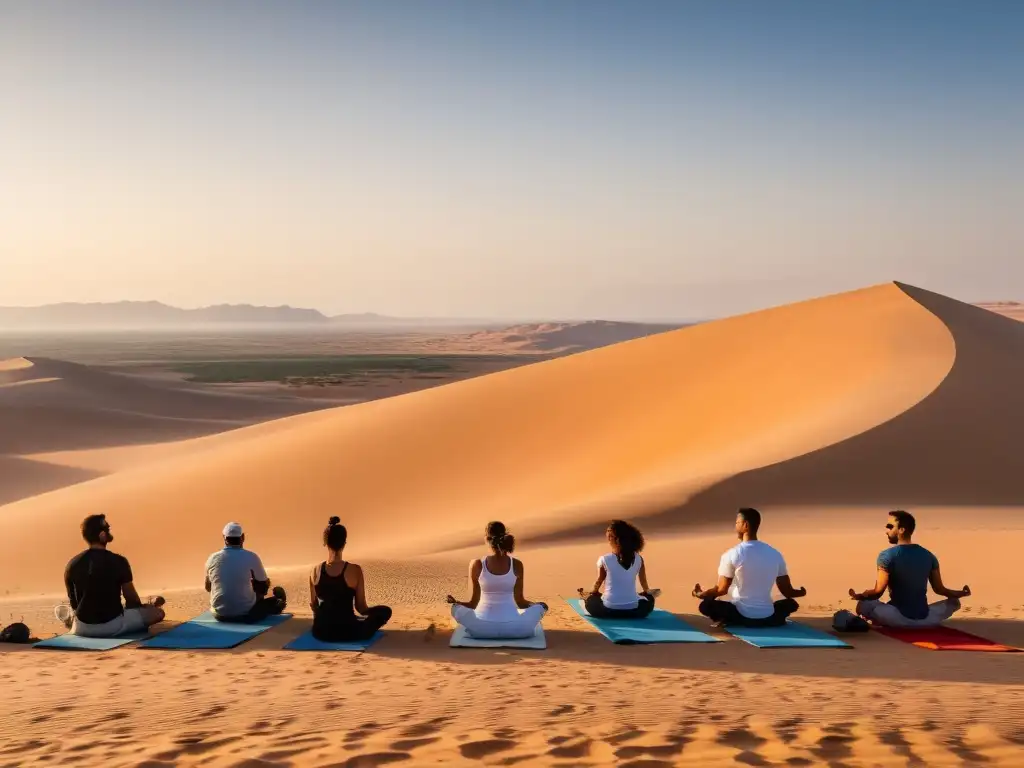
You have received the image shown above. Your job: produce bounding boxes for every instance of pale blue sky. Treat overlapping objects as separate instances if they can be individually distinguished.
[1,2,1021,319]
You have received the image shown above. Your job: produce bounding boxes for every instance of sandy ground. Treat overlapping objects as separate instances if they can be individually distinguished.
[1,283,1022,766]
[2,542,1023,767]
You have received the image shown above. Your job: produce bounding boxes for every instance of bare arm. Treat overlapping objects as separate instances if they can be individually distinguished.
[849,567,890,601]
[693,576,732,600]
[590,563,607,595]
[929,567,970,599]
[446,560,482,608]
[513,560,546,610]
[122,581,143,609]
[776,574,807,599]
[64,564,78,610]
[638,561,650,594]
[309,566,319,614]
[351,564,370,615]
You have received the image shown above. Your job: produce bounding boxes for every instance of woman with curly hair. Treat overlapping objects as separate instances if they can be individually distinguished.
[578,520,656,619]
[446,521,547,639]
[309,517,393,642]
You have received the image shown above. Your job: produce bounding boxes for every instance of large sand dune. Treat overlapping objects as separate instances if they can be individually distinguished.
[7,281,1004,596]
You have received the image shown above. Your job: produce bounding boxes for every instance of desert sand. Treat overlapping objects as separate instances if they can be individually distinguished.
[1,281,1022,767]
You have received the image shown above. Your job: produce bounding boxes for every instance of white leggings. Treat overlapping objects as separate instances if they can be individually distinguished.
[452,604,546,639]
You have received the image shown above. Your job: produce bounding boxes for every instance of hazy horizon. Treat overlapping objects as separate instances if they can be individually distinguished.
[3,2,1022,320]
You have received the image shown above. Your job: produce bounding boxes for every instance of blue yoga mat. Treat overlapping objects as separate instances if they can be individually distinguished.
[138,611,291,649]
[566,598,720,644]
[283,630,383,651]
[724,621,850,648]
[34,632,150,651]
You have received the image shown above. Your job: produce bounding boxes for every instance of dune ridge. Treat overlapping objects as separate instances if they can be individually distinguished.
[1,282,973,596]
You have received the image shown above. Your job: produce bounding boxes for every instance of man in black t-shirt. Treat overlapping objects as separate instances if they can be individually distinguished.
[60,515,166,637]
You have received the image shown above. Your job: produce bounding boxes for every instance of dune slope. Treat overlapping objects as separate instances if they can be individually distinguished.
[1,282,965,596]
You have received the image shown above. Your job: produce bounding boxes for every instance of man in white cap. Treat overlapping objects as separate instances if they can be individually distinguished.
[204,522,286,622]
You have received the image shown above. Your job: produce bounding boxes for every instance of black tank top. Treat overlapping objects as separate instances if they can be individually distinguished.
[315,562,355,618]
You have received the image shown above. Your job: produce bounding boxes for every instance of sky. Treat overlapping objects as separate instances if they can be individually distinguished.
[1,1,1022,320]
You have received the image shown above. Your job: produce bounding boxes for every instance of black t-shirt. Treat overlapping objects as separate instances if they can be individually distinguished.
[64,549,133,625]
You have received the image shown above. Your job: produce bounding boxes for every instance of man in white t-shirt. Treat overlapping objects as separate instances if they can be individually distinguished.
[692,508,806,627]
[205,522,287,623]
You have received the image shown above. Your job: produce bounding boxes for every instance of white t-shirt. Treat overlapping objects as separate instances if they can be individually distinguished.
[599,553,642,609]
[718,540,787,619]
[206,546,268,617]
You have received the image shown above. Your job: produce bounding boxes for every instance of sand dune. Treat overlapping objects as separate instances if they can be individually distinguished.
[462,320,688,353]
[2,281,982,596]
[0,357,328,505]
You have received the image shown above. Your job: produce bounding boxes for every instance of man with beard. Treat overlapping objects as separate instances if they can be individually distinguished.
[849,510,971,627]
[60,514,166,637]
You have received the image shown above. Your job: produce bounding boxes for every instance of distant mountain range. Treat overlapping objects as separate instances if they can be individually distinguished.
[0,301,497,329]
[0,298,1018,330]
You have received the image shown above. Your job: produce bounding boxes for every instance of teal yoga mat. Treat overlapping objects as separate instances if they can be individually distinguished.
[138,611,291,649]
[565,598,720,644]
[724,621,850,648]
[284,630,383,651]
[34,632,150,651]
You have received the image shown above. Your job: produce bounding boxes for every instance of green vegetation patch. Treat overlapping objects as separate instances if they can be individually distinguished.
[172,355,511,383]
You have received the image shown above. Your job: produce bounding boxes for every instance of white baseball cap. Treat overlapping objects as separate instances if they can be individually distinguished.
[223,522,243,538]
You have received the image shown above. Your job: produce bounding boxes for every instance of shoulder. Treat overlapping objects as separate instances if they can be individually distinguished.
[469,558,483,570]
[112,551,131,568]
[598,553,613,567]
[513,558,524,574]
[877,546,897,566]
[915,545,938,564]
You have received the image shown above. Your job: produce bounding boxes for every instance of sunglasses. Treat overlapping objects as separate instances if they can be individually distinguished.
[885,523,895,530]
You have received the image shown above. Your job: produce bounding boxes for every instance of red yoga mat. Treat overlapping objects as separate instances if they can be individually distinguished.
[875,625,1021,652]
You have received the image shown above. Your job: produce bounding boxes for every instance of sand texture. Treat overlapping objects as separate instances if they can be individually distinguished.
[1,281,1022,766]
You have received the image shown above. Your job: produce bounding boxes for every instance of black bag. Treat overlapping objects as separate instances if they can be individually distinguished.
[0,622,31,643]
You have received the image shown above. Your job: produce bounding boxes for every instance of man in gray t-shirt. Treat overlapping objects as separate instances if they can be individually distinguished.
[205,522,287,622]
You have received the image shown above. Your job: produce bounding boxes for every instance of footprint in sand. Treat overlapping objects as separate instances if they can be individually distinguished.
[458,739,517,759]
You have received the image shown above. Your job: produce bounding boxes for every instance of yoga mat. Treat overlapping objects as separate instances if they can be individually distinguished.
[565,598,720,644]
[34,632,149,651]
[724,621,850,649]
[138,611,291,649]
[284,630,383,651]
[876,625,1021,652]
[450,624,546,649]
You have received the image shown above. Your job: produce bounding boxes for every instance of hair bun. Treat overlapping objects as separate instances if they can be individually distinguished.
[328,516,340,526]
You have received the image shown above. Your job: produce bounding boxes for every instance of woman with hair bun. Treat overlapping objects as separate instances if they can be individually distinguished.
[309,516,392,641]
[577,520,657,619]
[446,521,547,639]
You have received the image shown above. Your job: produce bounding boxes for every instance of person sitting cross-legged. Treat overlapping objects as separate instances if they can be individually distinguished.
[446,521,547,639]
[59,514,166,637]
[577,519,657,619]
[693,507,806,627]
[849,510,970,628]
[205,522,286,623]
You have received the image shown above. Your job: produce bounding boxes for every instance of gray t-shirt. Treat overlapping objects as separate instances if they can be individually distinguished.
[206,547,268,617]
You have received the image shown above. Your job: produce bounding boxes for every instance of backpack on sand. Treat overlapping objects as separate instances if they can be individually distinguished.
[832,609,870,633]
[0,622,31,644]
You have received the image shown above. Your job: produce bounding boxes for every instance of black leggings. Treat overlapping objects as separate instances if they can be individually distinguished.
[699,598,798,627]
[215,589,287,624]
[585,592,656,619]
[312,605,392,642]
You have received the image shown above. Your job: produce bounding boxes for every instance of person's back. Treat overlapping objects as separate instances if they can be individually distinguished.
[600,552,642,609]
[313,561,356,618]
[724,540,786,619]
[476,555,520,621]
[206,546,265,617]
[65,548,131,625]
[878,543,937,621]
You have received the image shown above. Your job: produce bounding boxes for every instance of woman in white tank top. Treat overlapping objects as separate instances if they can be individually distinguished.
[445,521,547,639]
[577,520,656,619]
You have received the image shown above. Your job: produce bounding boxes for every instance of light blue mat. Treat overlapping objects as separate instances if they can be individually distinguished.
[724,621,850,648]
[138,611,291,649]
[566,598,720,644]
[283,630,383,651]
[34,632,150,651]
